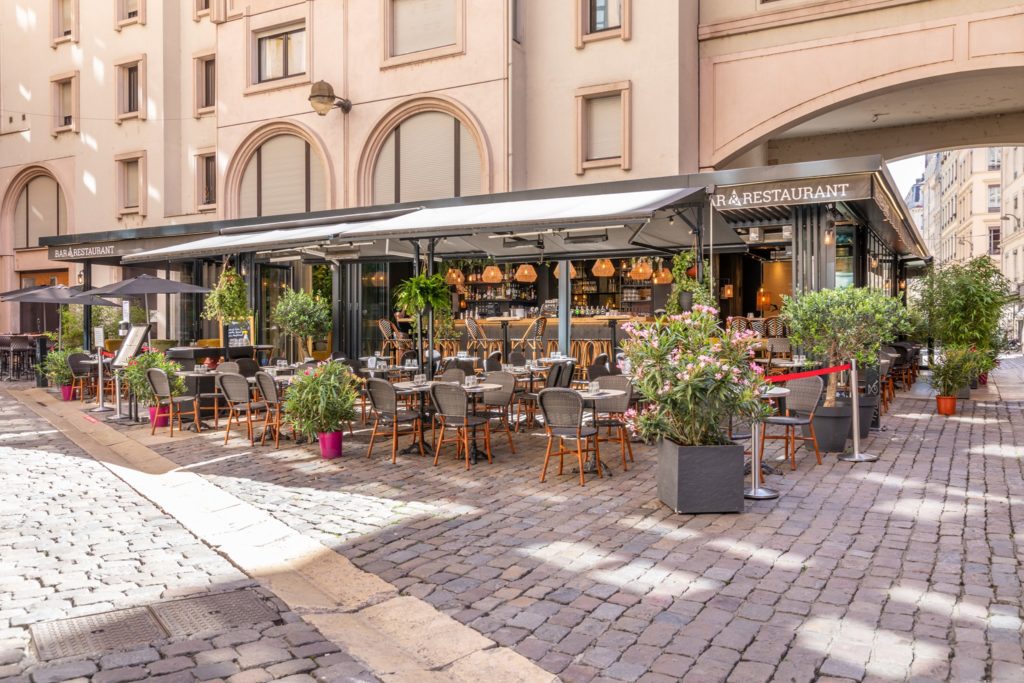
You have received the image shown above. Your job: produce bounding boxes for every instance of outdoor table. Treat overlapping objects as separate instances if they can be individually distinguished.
[485,316,523,359]
[746,386,790,501]
[253,345,274,364]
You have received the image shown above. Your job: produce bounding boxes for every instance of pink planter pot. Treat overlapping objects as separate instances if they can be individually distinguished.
[59,385,75,401]
[318,431,343,459]
[148,406,170,428]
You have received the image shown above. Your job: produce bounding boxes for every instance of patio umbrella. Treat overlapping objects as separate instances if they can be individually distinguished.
[0,284,47,300]
[3,285,117,348]
[79,274,210,329]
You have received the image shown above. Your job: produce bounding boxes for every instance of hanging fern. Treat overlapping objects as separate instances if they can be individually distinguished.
[201,267,253,323]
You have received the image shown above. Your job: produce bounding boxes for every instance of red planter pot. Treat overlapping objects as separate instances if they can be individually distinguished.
[148,406,170,427]
[318,431,343,459]
[935,395,957,416]
[59,385,75,401]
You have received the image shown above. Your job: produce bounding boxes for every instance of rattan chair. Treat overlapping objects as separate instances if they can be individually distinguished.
[512,317,546,359]
[68,352,94,402]
[764,338,792,376]
[484,351,503,373]
[217,361,239,375]
[478,371,517,454]
[759,376,823,470]
[254,372,284,448]
[344,359,370,423]
[538,388,602,486]
[146,368,200,437]
[217,372,264,446]
[438,367,466,384]
[465,317,500,357]
[592,375,634,471]
[509,350,527,367]
[726,317,750,336]
[235,357,260,378]
[516,363,563,430]
[765,317,786,338]
[587,353,612,381]
[366,378,423,463]
[430,382,490,469]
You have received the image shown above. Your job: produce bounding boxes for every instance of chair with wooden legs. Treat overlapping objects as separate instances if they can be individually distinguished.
[538,388,602,486]
[511,317,546,360]
[759,376,823,470]
[145,368,201,437]
[254,372,284,448]
[484,351,503,373]
[764,338,792,376]
[592,375,634,471]
[516,363,563,430]
[68,352,95,402]
[430,382,491,470]
[217,372,264,446]
[726,317,750,336]
[478,371,517,454]
[465,317,500,357]
[366,378,423,463]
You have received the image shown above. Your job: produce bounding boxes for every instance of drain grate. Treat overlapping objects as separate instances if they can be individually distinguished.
[151,590,279,637]
[30,608,167,661]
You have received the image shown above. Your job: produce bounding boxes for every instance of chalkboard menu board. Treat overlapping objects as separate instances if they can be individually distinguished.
[225,320,252,348]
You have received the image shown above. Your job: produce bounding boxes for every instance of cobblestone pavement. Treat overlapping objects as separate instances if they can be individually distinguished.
[136,358,1024,683]
[0,390,379,683]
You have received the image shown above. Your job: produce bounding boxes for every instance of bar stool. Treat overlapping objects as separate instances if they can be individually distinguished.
[465,317,500,357]
[0,335,11,379]
[10,336,33,380]
[511,317,546,360]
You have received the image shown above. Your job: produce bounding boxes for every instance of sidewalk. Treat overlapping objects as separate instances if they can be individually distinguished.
[4,356,1024,682]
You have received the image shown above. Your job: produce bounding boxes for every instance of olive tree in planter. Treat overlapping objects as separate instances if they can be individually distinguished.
[781,288,908,453]
[620,305,772,514]
[283,360,359,459]
[272,288,332,362]
[931,346,993,416]
[201,267,253,345]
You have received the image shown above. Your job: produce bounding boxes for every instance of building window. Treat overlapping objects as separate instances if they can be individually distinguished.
[576,0,631,47]
[238,135,327,218]
[51,73,78,134]
[116,152,146,216]
[116,58,146,120]
[575,82,631,174]
[371,111,482,205]
[989,226,1001,255]
[13,175,67,249]
[53,0,77,43]
[194,0,210,18]
[988,185,1001,212]
[115,0,145,28]
[195,54,215,115]
[988,148,1001,171]
[257,27,306,83]
[512,0,523,43]
[197,151,216,210]
[384,0,464,67]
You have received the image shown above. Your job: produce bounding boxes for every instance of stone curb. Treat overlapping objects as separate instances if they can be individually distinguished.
[12,388,558,683]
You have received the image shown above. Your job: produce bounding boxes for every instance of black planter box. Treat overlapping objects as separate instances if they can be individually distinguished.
[804,402,851,453]
[657,440,744,514]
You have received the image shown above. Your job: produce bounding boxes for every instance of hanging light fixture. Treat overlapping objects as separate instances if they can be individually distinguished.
[631,258,653,281]
[482,264,504,284]
[445,267,465,286]
[514,263,537,283]
[553,262,578,279]
[591,258,615,278]
[371,271,387,287]
[720,283,734,299]
[651,259,673,285]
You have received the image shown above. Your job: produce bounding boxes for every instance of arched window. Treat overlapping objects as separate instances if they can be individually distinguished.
[238,134,326,218]
[13,175,67,249]
[372,111,481,204]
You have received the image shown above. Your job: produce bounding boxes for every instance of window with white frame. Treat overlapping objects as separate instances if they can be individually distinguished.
[256,26,306,83]
[988,185,1001,212]
[197,151,216,209]
[195,55,215,113]
[116,58,145,120]
[51,74,77,134]
[117,153,146,215]
[575,82,631,174]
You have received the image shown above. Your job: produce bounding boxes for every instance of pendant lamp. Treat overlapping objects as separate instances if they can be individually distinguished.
[482,265,504,283]
[591,258,615,278]
[553,262,578,279]
[445,267,465,286]
[514,263,538,283]
[652,263,673,284]
[630,258,652,281]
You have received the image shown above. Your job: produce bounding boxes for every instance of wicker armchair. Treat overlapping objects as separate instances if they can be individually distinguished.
[759,376,823,470]
[430,382,491,469]
[538,388,602,486]
[366,378,423,463]
[146,368,200,438]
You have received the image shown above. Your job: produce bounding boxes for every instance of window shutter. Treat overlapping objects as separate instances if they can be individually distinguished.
[587,94,621,160]
[59,82,72,120]
[459,124,481,197]
[373,133,396,205]
[308,149,327,212]
[60,0,72,32]
[27,177,59,246]
[258,135,306,216]
[398,112,455,202]
[124,161,139,207]
[392,0,456,56]
[239,159,258,218]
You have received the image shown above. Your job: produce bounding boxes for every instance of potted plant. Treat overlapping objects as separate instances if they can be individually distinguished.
[201,267,253,345]
[665,251,716,314]
[122,351,185,426]
[781,288,908,452]
[283,360,359,459]
[394,272,453,369]
[621,305,772,514]
[272,288,332,362]
[43,348,80,400]
[930,346,992,416]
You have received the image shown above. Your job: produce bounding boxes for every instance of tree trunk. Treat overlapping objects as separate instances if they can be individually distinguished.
[824,372,839,408]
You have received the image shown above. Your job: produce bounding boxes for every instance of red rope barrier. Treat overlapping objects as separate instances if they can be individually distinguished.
[764,363,850,383]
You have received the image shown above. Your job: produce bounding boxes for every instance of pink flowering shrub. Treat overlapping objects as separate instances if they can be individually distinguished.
[620,305,773,446]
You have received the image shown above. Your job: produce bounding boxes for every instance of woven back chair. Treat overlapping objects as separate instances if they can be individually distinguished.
[430,382,490,469]
[538,388,602,486]
[68,352,94,401]
[726,317,750,335]
[216,372,262,445]
[484,351,502,372]
[516,362,562,430]
[465,317,499,356]
[509,350,527,366]
[587,353,611,380]
[594,374,635,470]
[365,378,423,462]
[146,367,200,438]
[558,361,576,388]
[366,377,398,418]
[235,357,260,377]
[765,317,786,338]
[760,375,823,470]
[480,370,518,453]
[217,361,239,375]
[749,319,766,336]
[253,372,283,447]
[513,317,546,358]
[439,367,466,384]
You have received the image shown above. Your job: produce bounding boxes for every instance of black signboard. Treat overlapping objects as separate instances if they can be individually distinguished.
[225,320,252,348]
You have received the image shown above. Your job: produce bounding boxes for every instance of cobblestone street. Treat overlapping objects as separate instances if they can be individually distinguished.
[3,358,1024,682]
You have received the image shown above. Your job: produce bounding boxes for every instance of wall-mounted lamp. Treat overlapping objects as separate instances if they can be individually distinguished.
[77,270,84,285]
[720,283,734,299]
[823,226,835,246]
[309,80,352,115]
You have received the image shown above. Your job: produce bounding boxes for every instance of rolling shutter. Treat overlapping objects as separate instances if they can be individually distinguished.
[259,135,306,216]
[392,0,456,56]
[27,176,59,246]
[373,133,396,205]
[398,112,454,202]
[587,94,621,160]
[459,123,481,197]
[239,158,258,218]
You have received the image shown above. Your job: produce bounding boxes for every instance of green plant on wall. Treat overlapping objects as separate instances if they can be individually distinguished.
[201,267,252,324]
[272,288,332,354]
[665,251,716,314]
[393,273,452,319]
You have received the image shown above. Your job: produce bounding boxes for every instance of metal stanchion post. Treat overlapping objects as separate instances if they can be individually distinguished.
[744,420,779,500]
[839,357,878,463]
[90,347,112,413]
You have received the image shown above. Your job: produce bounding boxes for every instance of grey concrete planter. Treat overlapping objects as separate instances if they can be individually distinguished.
[657,440,744,514]
[804,401,851,453]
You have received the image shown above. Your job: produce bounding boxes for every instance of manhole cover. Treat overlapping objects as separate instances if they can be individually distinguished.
[151,590,279,636]
[31,608,167,661]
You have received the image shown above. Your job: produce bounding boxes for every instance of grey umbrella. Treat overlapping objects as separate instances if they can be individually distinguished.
[80,274,210,330]
[0,284,47,299]
[3,285,117,348]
